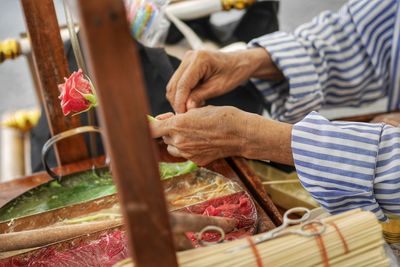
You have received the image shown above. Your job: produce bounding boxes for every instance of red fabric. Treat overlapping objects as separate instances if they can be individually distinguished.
[1,192,258,265]
[0,230,128,267]
[179,191,258,246]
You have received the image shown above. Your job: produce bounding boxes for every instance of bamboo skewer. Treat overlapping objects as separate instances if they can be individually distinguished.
[262,180,300,185]
[116,210,389,267]
[0,213,237,253]
[0,219,123,252]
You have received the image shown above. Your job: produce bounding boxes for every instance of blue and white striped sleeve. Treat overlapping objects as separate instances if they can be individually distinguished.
[248,0,396,123]
[292,112,400,221]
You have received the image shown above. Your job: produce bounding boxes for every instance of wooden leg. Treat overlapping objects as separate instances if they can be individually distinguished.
[76,0,178,266]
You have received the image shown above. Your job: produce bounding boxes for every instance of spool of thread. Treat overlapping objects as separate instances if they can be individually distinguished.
[221,0,256,11]
[0,39,21,63]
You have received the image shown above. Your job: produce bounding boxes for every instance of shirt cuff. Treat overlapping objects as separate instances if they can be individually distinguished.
[248,32,324,123]
[291,111,387,221]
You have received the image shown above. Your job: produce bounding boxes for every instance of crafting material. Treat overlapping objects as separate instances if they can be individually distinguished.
[116,209,390,267]
[0,161,197,222]
[0,167,259,265]
[164,168,242,211]
[160,161,198,180]
[170,213,237,234]
[381,214,400,257]
[0,39,20,63]
[0,219,123,252]
[0,213,236,253]
[248,160,319,209]
[262,180,300,185]
[0,168,114,222]
[0,228,128,267]
[179,191,258,246]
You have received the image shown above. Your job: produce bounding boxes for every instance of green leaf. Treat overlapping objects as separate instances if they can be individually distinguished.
[82,93,98,106]
[159,161,198,180]
[147,115,158,122]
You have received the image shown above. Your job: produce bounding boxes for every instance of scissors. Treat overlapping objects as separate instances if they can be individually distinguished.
[225,207,326,253]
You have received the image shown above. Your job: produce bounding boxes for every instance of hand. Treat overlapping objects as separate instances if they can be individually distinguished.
[150,106,294,166]
[371,112,400,127]
[166,48,283,113]
[151,106,251,166]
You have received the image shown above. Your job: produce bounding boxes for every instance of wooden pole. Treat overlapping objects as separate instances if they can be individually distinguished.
[20,0,88,165]
[75,1,178,266]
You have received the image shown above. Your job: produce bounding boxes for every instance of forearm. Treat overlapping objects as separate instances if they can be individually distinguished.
[238,48,283,80]
[248,1,396,123]
[241,113,294,165]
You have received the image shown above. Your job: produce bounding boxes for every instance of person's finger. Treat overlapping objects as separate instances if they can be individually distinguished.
[166,53,193,111]
[186,83,219,110]
[174,60,206,113]
[149,118,172,138]
[382,118,400,127]
[156,112,175,120]
[186,99,205,110]
[370,115,384,123]
[167,145,182,158]
[162,136,173,145]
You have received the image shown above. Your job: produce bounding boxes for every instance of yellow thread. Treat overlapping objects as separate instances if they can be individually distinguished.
[221,0,256,10]
[1,109,41,132]
[0,39,21,63]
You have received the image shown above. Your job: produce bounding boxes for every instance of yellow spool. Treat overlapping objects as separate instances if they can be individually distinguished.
[221,0,256,11]
[382,215,400,243]
[1,109,41,132]
[0,39,21,63]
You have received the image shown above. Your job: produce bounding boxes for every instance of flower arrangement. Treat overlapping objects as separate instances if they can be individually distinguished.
[58,69,97,116]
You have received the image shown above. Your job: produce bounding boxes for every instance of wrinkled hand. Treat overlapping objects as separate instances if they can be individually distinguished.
[150,106,251,166]
[371,112,400,127]
[166,48,281,113]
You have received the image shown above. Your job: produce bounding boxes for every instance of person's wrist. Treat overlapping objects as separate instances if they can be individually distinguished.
[237,111,264,159]
[245,48,283,80]
[239,114,293,166]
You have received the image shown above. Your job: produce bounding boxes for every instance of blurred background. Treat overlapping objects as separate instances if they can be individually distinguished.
[0,0,347,116]
[7,0,385,181]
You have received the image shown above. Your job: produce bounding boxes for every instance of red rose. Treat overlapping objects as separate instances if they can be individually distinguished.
[58,69,97,116]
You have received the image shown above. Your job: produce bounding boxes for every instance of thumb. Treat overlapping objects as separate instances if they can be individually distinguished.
[155,112,175,120]
[186,85,218,109]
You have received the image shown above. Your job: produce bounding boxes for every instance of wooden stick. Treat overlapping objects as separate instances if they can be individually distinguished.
[75,0,178,266]
[20,0,88,165]
[0,219,123,252]
[262,180,300,185]
[0,213,236,252]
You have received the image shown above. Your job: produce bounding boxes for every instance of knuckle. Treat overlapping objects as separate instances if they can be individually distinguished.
[195,50,208,61]
[183,50,194,60]
[166,82,172,93]
[169,117,181,130]
[173,135,184,146]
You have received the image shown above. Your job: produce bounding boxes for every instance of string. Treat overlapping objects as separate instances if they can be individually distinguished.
[329,222,349,255]
[246,237,263,267]
[306,224,330,267]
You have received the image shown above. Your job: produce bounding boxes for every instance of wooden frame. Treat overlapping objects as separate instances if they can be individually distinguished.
[75,0,179,265]
[20,0,88,165]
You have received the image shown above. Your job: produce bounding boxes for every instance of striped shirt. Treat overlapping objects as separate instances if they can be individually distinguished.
[249,0,400,221]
